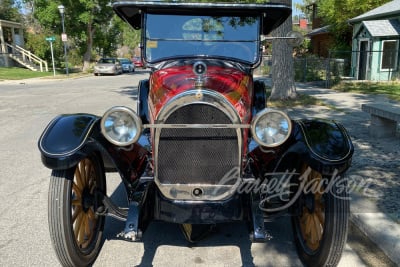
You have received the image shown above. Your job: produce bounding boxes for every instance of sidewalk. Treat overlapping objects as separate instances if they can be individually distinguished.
[292,82,400,264]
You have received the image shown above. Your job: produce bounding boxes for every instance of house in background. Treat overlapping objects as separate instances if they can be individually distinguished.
[348,0,400,81]
[304,2,335,58]
[0,19,24,66]
[0,19,48,72]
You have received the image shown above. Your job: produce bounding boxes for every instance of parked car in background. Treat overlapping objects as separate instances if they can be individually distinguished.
[119,58,135,73]
[132,56,145,68]
[94,58,123,76]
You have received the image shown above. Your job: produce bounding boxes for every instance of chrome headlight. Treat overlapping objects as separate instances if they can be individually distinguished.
[251,109,292,147]
[101,106,142,146]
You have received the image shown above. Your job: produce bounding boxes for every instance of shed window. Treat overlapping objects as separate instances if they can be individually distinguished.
[381,40,398,70]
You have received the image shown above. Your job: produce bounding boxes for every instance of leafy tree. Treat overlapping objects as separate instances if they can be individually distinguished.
[296,0,392,49]
[96,16,141,57]
[0,0,22,21]
[31,0,114,72]
[25,31,61,60]
[318,0,391,47]
[294,0,315,21]
[117,17,141,55]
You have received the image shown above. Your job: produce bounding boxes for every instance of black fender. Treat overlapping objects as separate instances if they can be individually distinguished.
[286,119,354,176]
[38,114,100,170]
[38,114,150,188]
[249,119,354,178]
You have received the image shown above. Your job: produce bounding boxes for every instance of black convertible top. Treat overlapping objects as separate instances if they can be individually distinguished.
[113,1,291,35]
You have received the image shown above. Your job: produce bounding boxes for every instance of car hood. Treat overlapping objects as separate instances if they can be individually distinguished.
[148,63,253,123]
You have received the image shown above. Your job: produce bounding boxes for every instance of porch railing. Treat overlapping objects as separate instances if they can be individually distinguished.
[5,43,48,72]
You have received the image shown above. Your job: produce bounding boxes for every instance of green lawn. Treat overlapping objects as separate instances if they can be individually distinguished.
[332,81,400,102]
[266,81,400,107]
[265,86,324,108]
[0,67,56,80]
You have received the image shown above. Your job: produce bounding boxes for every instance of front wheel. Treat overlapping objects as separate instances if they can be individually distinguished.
[48,155,106,266]
[292,165,349,267]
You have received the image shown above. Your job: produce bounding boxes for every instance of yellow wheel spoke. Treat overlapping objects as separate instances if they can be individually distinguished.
[70,158,99,249]
[79,161,86,187]
[314,215,323,242]
[72,199,81,206]
[74,212,84,240]
[87,208,96,221]
[85,160,91,186]
[84,215,91,237]
[72,206,82,223]
[78,215,86,246]
[305,214,313,237]
[88,167,95,192]
[299,164,325,251]
[310,215,319,244]
[72,183,82,198]
[316,203,325,225]
[74,167,84,190]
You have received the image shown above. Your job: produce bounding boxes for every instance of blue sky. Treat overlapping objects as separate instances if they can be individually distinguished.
[292,0,303,16]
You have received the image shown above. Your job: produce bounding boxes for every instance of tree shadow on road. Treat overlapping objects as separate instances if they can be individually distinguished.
[114,86,139,101]
[101,182,303,266]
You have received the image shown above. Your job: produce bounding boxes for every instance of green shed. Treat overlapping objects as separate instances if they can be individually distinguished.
[349,0,400,81]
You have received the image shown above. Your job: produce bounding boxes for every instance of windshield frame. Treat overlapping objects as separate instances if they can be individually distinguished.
[143,13,261,65]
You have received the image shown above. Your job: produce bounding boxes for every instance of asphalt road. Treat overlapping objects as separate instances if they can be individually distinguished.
[0,72,394,266]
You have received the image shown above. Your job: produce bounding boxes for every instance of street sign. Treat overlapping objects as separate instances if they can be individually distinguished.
[46,36,56,42]
[61,33,68,42]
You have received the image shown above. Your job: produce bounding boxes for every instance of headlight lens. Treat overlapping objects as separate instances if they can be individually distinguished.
[101,106,142,146]
[251,109,292,147]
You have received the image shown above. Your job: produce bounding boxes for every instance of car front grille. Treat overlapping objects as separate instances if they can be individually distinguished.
[157,104,239,186]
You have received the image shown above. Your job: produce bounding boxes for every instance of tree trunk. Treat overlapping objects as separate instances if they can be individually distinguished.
[270,0,297,100]
[82,23,95,72]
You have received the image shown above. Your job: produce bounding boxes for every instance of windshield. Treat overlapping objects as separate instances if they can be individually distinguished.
[144,14,260,64]
[99,58,116,64]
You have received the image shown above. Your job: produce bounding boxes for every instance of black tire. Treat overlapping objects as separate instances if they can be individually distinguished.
[292,166,349,267]
[48,155,106,266]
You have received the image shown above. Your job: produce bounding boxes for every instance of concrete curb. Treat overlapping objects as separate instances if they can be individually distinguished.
[350,210,400,264]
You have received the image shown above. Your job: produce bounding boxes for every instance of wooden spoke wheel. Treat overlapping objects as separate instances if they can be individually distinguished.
[292,164,349,266]
[48,154,106,266]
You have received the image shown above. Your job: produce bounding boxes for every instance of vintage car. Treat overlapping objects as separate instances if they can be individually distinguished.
[38,1,354,266]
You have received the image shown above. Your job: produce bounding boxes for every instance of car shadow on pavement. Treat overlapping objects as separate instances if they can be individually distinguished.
[102,182,302,266]
[115,86,139,101]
